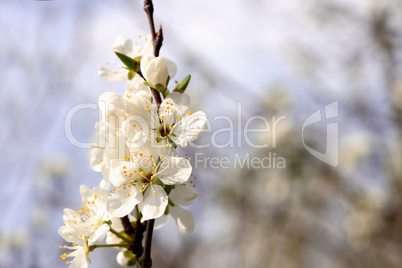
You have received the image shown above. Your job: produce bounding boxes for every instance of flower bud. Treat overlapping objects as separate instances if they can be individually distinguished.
[141,55,170,89]
[117,250,137,267]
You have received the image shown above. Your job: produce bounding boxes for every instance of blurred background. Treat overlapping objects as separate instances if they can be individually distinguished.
[1,0,402,267]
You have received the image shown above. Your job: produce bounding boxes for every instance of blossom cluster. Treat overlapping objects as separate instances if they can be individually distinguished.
[58,34,207,268]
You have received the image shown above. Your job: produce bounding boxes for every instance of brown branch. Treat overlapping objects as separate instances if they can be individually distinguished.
[144,0,163,107]
[120,216,146,257]
[137,219,155,268]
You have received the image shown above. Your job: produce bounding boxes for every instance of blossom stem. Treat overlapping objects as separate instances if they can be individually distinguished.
[137,219,155,268]
[109,227,132,244]
[135,205,141,220]
[144,0,163,107]
[90,244,129,249]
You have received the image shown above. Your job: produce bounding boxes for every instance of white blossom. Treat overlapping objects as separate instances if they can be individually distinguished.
[107,147,192,220]
[122,92,207,148]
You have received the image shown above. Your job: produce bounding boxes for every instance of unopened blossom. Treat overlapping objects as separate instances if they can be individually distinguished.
[140,55,177,89]
[155,183,198,234]
[107,146,192,220]
[116,250,137,267]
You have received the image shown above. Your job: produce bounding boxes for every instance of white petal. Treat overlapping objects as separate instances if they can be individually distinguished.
[99,66,128,81]
[100,162,111,187]
[171,111,207,148]
[140,55,154,76]
[88,223,110,246]
[79,185,93,203]
[162,92,190,114]
[157,156,192,185]
[112,35,134,56]
[141,56,169,87]
[163,57,177,78]
[107,186,143,217]
[154,214,168,230]
[58,226,85,246]
[109,160,128,187]
[125,73,151,99]
[170,205,195,234]
[169,184,198,207]
[90,148,104,172]
[69,249,88,268]
[139,185,168,221]
[98,92,127,123]
[134,34,153,57]
[99,179,111,190]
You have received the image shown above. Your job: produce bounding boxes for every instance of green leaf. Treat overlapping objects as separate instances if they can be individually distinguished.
[175,75,191,93]
[115,51,138,71]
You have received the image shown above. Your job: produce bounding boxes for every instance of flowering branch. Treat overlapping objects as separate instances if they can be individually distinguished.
[58,0,206,267]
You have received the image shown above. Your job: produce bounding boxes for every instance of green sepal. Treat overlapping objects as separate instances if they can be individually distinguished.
[144,81,153,88]
[167,136,176,147]
[134,56,142,63]
[128,70,135,80]
[161,88,170,98]
[165,185,175,195]
[155,83,166,92]
[174,75,191,93]
[115,51,138,71]
[164,205,170,215]
[122,250,137,266]
[151,177,165,188]
[155,136,163,143]
[127,259,137,266]
[168,199,175,207]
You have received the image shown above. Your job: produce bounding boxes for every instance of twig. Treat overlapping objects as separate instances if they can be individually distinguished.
[144,0,163,107]
[137,219,155,268]
[120,216,146,257]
